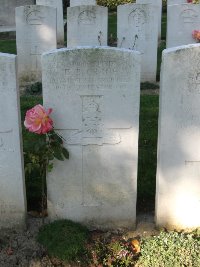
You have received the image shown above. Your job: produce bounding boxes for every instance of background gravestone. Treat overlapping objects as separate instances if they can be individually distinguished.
[67,6,108,47]
[167,4,200,48]
[36,0,64,46]
[0,0,34,32]
[167,0,186,5]
[0,53,26,229]
[42,47,141,230]
[136,0,162,40]
[117,3,158,82]
[156,44,200,230]
[16,5,57,84]
[70,0,96,7]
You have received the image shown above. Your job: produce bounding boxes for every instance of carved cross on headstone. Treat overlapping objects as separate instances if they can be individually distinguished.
[60,95,124,146]
[56,94,132,207]
[30,45,42,70]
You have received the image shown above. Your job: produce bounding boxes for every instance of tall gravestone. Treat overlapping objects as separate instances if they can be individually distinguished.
[36,0,64,46]
[136,0,162,40]
[16,5,57,84]
[67,6,108,47]
[42,47,141,230]
[167,4,200,48]
[0,53,26,229]
[70,0,96,6]
[0,0,34,32]
[156,44,200,230]
[118,3,158,82]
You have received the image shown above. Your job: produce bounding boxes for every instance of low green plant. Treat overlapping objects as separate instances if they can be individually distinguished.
[140,82,159,90]
[137,230,200,267]
[97,0,134,9]
[37,220,89,263]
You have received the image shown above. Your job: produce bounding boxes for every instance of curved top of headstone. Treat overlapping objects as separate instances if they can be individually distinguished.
[163,43,200,56]
[42,46,141,58]
[0,52,16,58]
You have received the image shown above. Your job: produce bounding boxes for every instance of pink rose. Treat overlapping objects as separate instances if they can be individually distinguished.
[24,104,53,134]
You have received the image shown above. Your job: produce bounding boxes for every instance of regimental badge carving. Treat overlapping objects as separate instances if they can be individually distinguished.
[82,95,103,139]
[78,10,96,25]
[180,9,198,24]
[26,9,45,25]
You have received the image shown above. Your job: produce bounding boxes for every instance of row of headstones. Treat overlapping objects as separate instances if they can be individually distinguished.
[15,0,162,84]
[1,43,200,231]
[167,1,200,48]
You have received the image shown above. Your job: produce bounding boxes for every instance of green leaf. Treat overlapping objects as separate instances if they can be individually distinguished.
[53,147,64,161]
[62,147,69,159]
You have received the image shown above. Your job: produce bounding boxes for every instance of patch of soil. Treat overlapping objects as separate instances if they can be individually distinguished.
[0,212,157,267]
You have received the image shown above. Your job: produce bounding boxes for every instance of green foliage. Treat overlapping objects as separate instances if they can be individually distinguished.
[21,96,43,210]
[37,220,89,263]
[26,82,42,95]
[137,231,200,267]
[97,0,134,9]
[137,95,159,211]
[140,82,159,90]
[88,238,137,266]
[0,40,16,54]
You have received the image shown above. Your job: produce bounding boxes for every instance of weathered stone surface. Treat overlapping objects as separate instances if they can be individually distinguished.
[36,0,64,46]
[136,0,162,40]
[67,6,108,47]
[70,0,96,7]
[167,4,200,48]
[156,44,200,230]
[16,5,57,84]
[0,53,26,229]
[117,3,158,82]
[42,47,141,230]
[167,0,186,5]
[0,0,34,32]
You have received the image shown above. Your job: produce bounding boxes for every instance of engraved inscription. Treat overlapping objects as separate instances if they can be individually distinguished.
[26,9,45,25]
[0,204,18,215]
[0,130,14,152]
[128,8,146,50]
[180,9,198,24]
[78,10,96,25]
[188,72,200,94]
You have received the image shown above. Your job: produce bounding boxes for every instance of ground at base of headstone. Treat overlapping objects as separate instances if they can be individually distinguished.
[0,213,157,267]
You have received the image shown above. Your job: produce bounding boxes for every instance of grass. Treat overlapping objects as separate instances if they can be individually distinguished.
[0,40,16,54]
[37,219,200,266]
[137,95,159,213]
[37,220,89,263]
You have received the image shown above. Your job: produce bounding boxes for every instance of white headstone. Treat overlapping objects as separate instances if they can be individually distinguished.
[156,44,200,230]
[136,0,162,40]
[70,0,96,7]
[167,0,186,5]
[16,5,57,84]
[167,4,200,48]
[42,47,141,230]
[36,0,64,46]
[0,53,26,229]
[67,6,108,47]
[0,0,34,32]
[117,3,158,82]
